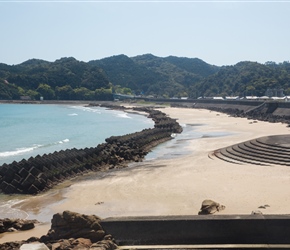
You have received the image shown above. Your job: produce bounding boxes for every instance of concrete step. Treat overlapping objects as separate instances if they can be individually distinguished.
[250,139,290,153]
[212,150,245,165]
[222,148,266,165]
[231,145,290,165]
[243,141,290,156]
[256,136,290,151]
[228,146,290,166]
[210,135,290,166]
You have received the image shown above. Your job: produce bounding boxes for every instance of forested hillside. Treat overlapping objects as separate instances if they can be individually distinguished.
[0,54,290,100]
[193,61,290,98]
[0,57,112,100]
[90,54,219,98]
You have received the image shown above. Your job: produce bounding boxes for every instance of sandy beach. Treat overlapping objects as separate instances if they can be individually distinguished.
[2,106,290,243]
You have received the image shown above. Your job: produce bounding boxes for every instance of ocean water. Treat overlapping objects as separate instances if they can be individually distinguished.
[0,104,154,166]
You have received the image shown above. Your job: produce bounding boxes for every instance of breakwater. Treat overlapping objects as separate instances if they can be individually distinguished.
[0,106,182,195]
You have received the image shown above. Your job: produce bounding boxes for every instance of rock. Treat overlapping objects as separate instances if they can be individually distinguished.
[21,221,35,230]
[90,239,118,250]
[7,227,17,232]
[0,241,23,250]
[71,238,92,247]
[20,243,49,250]
[51,242,61,250]
[0,211,118,250]
[46,211,105,242]
[198,199,226,215]
[0,218,37,233]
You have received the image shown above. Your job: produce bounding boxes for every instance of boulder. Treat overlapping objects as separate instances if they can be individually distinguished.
[198,199,225,215]
[0,218,37,233]
[45,211,105,242]
[20,243,49,250]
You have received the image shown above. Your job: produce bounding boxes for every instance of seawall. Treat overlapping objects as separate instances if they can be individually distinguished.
[100,214,290,246]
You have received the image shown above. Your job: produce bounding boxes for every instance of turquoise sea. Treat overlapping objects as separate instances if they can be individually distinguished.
[0,104,154,166]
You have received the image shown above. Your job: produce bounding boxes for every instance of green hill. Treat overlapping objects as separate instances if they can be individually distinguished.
[90,54,219,98]
[194,61,290,98]
[1,55,290,100]
[0,57,111,100]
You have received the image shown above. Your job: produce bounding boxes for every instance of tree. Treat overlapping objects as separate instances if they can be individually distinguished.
[26,90,40,100]
[36,83,55,100]
[17,87,26,96]
[95,88,113,100]
[55,85,74,100]
[73,87,94,100]
[246,85,256,96]
[0,82,19,99]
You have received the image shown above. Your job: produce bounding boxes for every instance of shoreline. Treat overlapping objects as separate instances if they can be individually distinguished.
[1,106,290,243]
[12,107,290,216]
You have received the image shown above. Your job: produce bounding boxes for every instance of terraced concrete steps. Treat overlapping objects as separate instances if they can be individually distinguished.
[211,135,290,166]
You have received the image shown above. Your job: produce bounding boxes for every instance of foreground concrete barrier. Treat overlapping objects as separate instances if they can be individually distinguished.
[100,215,290,246]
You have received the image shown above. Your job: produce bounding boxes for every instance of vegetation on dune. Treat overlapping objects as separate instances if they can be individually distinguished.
[0,54,290,100]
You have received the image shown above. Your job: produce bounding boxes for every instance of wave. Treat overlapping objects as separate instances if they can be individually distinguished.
[68,113,78,116]
[0,198,28,219]
[116,113,132,119]
[71,105,101,114]
[58,139,69,144]
[0,139,70,159]
[0,146,39,158]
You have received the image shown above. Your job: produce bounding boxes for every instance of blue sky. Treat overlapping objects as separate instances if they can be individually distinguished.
[1,1,290,66]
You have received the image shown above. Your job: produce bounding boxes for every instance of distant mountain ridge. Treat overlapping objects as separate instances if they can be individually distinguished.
[89,54,219,97]
[0,54,290,100]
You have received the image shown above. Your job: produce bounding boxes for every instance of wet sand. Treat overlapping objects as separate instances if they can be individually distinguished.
[2,107,290,243]
[0,223,50,244]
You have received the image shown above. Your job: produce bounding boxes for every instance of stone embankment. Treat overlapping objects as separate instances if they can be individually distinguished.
[0,106,182,195]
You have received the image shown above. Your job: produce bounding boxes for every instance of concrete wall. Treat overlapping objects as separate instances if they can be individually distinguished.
[101,215,290,245]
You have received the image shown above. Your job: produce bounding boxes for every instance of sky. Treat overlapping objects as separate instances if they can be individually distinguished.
[1,0,290,66]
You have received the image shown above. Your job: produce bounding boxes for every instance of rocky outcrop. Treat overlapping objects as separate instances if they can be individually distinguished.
[0,211,118,250]
[0,107,182,195]
[0,218,37,233]
[42,210,105,242]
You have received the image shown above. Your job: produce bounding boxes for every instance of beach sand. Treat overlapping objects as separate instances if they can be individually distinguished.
[0,223,50,244]
[2,106,290,243]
